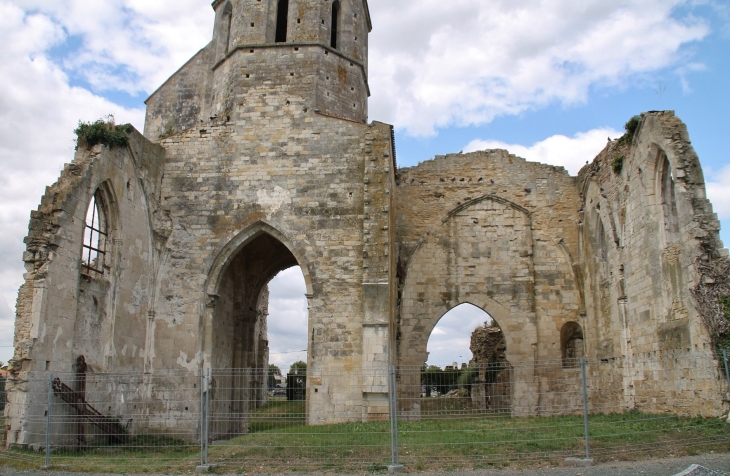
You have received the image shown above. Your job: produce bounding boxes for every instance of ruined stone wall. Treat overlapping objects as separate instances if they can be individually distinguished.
[394,151,584,415]
[5,130,170,445]
[578,111,727,416]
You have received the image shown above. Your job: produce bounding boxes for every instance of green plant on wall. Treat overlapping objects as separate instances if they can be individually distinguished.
[612,154,624,175]
[75,116,133,150]
[619,115,641,144]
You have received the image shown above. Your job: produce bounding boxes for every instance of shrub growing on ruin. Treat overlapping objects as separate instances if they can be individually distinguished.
[619,115,641,144]
[75,117,134,150]
[612,154,624,175]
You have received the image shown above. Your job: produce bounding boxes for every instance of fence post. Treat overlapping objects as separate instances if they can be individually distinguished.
[200,371,205,467]
[723,350,730,394]
[44,374,53,469]
[205,368,211,465]
[387,366,403,473]
[580,358,591,460]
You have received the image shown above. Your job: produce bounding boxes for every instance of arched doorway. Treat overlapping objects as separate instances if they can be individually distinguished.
[204,226,312,439]
[424,303,512,412]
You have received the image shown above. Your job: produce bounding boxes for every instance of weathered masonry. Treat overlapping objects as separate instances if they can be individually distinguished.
[5,0,729,447]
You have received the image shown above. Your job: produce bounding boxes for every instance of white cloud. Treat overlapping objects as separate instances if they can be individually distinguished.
[706,166,730,221]
[427,303,492,368]
[9,0,212,94]
[0,2,145,357]
[464,127,622,175]
[367,0,709,135]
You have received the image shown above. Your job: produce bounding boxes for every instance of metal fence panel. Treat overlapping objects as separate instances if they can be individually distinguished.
[0,351,728,472]
[204,368,391,472]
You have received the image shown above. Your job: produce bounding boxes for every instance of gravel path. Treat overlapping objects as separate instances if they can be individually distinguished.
[1,453,729,476]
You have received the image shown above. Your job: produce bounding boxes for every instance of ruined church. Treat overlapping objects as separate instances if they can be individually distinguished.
[6,0,729,445]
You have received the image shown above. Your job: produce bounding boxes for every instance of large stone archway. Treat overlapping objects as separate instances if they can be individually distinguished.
[201,223,312,438]
[398,195,539,416]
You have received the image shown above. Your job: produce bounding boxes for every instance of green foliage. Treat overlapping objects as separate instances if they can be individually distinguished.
[421,365,462,395]
[267,364,282,388]
[619,115,641,144]
[289,360,307,374]
[612,154,624,175]
[457,366,477,389]
[74,117,134,150]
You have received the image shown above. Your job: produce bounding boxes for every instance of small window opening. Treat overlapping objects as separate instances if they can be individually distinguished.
[596,216,607,262]
[660,152,679,243]
[82,191,108,277]
[561,322,584,368]
[331,1,341,49]
[276,0,289,43]
[222,2,233,54]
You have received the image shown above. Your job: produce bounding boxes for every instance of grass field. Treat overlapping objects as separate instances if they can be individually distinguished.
[1,403,729,473]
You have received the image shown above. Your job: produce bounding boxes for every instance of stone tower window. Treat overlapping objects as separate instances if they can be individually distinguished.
[330,1,341,49]
[222,2,233,54]
[81,191,108,277]
[660,152,679,244]
[560,322,584,368]
[275,0,289,43]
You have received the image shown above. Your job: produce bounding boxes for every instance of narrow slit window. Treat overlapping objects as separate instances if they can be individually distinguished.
[223,2,233,54]
[660,153,679,243]
[82,192,108,277]
[275,0,289,43]
[330,1,341,49]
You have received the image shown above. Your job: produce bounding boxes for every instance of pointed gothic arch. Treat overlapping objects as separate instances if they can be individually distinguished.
[81,182,116,278]
[658,150,679,244]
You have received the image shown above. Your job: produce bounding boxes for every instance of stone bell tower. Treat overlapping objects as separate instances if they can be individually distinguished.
[145,0,372,138]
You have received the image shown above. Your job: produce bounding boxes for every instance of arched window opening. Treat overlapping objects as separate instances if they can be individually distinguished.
[425,303,511,412]
[561,322,584,368]
[330,1,341,49]
[82,191,108,277]
[222,2,233,54]
[660,152,679,244]
[275,0,289,43]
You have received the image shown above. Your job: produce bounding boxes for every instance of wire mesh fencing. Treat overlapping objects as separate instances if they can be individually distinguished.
[392,352,730,470]
[0,375,6,413]
[1,351,729,473]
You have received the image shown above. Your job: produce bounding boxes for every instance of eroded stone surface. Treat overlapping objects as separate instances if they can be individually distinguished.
[5,0,728,448]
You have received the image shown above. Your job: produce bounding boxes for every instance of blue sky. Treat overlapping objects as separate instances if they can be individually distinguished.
[0,0,728,368]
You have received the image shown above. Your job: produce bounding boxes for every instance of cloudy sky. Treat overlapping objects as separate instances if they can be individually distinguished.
[0,0,728,369]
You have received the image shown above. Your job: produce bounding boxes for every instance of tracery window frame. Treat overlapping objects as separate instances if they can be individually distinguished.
[81,190,109,278]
